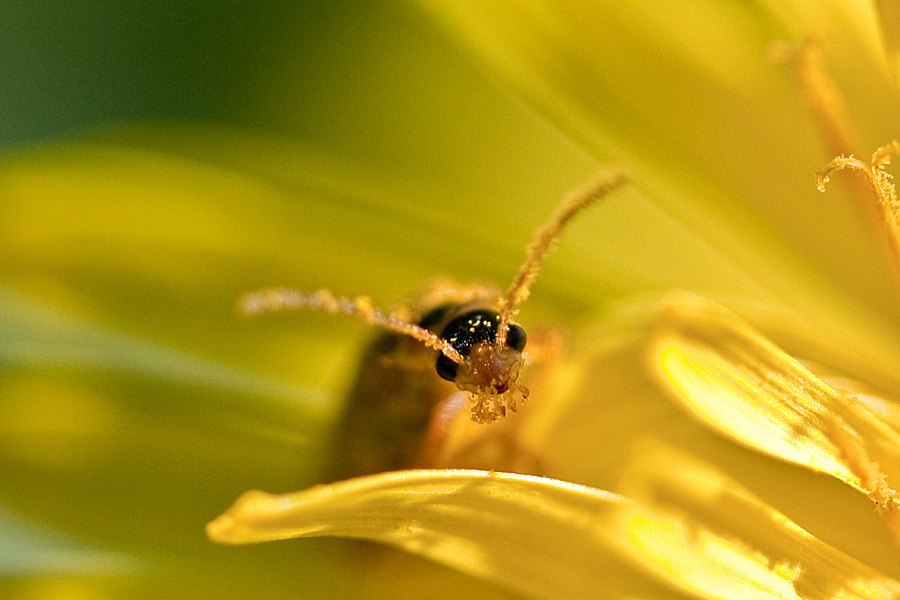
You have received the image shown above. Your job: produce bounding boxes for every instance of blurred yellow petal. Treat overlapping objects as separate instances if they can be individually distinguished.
[0,138,352,551]
[415,0,900,342]
[0,509,135,577]
[875,0,900,85]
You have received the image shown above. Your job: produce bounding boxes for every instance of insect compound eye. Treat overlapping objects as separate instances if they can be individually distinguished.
[433,309,501,382]
[504,323,527,351]
[435,353,459,382]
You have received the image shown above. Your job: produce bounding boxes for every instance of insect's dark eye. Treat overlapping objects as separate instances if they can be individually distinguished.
[433,309,500,382]
[435,353,459,382]
[505,323,526,351]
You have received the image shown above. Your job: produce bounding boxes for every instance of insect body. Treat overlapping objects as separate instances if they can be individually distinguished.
[240,171,628,477]
[330,288,525,477]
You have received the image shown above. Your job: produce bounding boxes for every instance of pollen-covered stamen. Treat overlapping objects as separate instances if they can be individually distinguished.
[817,141,900,263]
[770,37,898,244]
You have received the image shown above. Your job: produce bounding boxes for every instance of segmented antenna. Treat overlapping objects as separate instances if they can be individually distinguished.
[496,170,629,344]
[240,288,465,364]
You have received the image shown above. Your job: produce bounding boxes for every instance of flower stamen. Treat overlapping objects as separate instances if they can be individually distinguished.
[817,141,900,261]
[769,35,857,159]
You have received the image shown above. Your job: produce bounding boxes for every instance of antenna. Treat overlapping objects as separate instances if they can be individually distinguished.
[239,288,465,364]
[496,170,629,345]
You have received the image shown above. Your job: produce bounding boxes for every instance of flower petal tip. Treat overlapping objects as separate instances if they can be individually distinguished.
[206,489,276,545]
[205,514,238,544]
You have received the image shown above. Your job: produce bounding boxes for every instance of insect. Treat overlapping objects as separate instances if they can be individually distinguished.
[240,171,628,478]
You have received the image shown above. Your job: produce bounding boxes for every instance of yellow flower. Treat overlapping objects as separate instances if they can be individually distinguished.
[3,1,900,598]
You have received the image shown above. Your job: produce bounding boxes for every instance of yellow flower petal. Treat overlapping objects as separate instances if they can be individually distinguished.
[207,469,687,600]
[647,293,900,536]
[208,459,900,600]
[617,443,900,600]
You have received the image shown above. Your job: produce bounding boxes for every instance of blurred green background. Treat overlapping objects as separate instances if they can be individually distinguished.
[0,1,598,188]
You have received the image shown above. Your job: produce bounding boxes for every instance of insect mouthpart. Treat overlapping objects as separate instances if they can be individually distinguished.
[454,340,528,424]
